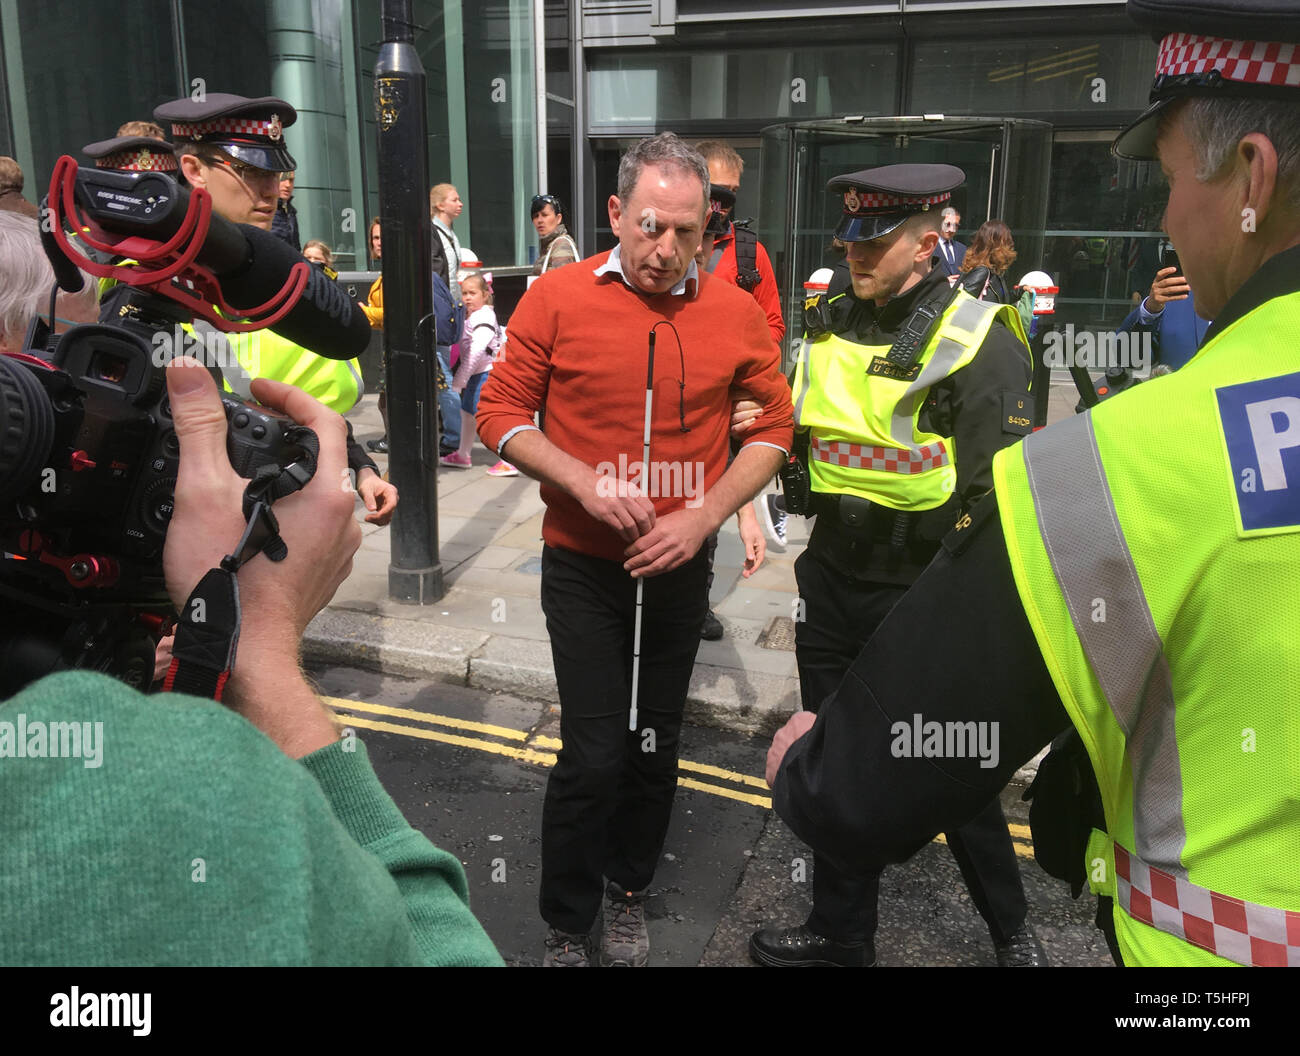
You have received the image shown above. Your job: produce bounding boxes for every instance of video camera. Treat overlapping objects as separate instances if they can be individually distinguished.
[0,159,368,695]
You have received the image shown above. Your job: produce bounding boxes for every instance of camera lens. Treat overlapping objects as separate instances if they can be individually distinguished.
[0,356,57,502]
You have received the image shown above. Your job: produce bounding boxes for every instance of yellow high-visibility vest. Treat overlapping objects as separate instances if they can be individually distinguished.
[994,288,1300,966]
[791,289,1027,510]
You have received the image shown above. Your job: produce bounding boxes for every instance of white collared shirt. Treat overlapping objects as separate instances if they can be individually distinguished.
[593,244,699,297]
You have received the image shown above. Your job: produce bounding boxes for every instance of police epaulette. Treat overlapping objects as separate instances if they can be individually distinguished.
[885,277,964,367]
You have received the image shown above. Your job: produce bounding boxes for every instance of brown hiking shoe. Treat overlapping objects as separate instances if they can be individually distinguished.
[600,882,650,967]
[543,927,592,967]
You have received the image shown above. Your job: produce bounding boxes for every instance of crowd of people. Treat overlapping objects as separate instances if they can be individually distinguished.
[1,0,1296,972]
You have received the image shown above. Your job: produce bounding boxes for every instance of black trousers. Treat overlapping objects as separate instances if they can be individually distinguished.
[538,544,710,933]
[794,548,1029,947]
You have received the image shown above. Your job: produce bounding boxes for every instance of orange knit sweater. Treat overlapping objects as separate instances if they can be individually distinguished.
[477,251,793,562]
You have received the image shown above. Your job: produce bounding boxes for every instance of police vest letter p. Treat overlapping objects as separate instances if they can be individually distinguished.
[1245,396,1300,491]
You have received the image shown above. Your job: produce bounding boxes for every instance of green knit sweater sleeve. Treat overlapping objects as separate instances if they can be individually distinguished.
[0,671,502,967]
[297,738,503,966]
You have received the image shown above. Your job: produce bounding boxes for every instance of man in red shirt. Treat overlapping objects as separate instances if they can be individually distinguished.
[695,141,785,345]
[694,141,787,638]
[477,133,793,967]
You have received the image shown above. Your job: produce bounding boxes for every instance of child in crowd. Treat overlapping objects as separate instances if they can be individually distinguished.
[302,239,333,268]
[302,238,350,298]
[360,218,389,453]
[442,272,510,471]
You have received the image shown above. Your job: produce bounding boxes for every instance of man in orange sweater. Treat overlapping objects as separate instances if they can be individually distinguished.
[478,133,793,967]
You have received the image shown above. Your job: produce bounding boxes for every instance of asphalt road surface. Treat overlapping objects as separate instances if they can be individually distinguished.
[310,663,1114,968]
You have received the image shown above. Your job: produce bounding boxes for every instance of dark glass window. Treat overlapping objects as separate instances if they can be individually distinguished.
[14,0,179,189]
[910,35,1157,119]
[589,44,900,128]
[1042,132,1167,330]
[182,2,272,100]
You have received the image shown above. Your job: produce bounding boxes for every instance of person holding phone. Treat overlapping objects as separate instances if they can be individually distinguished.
[1116,244,1210,371]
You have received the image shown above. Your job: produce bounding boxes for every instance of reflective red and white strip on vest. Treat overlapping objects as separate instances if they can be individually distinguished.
[1116,843,1300,966]
[811,437,950,474]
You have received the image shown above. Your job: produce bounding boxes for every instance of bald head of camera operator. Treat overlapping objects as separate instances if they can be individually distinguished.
[0,207,499,966]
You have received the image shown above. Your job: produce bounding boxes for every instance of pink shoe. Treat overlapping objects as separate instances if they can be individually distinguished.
[486,460,519,477]
[440,452,472,468]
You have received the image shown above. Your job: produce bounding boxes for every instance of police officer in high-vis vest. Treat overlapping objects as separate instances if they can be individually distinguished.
[152,94,396,525]
[153,95,365,414]
[750,165,1045,967]
[765,0,1300,967]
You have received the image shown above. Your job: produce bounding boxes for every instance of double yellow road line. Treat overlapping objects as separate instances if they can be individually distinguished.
[323,695,773,808]
[322,695,1035,858]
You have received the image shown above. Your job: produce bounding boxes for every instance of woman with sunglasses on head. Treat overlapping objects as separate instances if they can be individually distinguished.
[530,194,579,278]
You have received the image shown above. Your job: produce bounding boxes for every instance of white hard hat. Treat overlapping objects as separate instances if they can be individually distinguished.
[805,267,835,288]
[1017,270,1058,315]
[458,246,482,282]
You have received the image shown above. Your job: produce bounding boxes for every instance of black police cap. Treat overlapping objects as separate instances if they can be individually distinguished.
[82,135,176,172]
[826,164,965,242]
[1114,0,1300,159]
[154,94,297,173]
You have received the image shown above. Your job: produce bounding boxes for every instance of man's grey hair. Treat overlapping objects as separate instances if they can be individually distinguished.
[617,133,710,211]
[0,212,97,343]
[1178,97,1300,213]
[941,206,959,219]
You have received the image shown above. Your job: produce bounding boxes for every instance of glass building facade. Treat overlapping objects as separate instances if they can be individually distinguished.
[1,0,1167,331]
[0,0,562,271]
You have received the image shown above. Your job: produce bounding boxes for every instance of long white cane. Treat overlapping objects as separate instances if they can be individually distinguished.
[628,327,657,733]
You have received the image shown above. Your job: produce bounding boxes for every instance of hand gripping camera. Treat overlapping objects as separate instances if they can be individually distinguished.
[0,159,361,694]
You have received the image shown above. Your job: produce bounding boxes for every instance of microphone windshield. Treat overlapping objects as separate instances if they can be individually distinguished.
[216,223,371,362]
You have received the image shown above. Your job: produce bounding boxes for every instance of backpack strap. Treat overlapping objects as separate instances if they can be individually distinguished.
[472,320,503,355]
[540,234,578,274]
[733,223,761,293]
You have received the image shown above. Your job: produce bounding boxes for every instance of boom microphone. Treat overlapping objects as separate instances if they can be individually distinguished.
[214,221,372,361]
[56,165,371,361]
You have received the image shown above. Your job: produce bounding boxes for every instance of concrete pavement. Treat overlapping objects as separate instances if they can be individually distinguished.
[306,384,1080,747]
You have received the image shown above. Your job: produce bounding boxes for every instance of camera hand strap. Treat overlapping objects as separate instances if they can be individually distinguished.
[163,432,319,702]
[163,567,242,701]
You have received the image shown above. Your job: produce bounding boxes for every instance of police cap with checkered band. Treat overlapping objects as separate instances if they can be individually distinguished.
[153,94,297,174]
[1113,0,1300,160]
[82,135,177,173]
[827,164,965,243]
